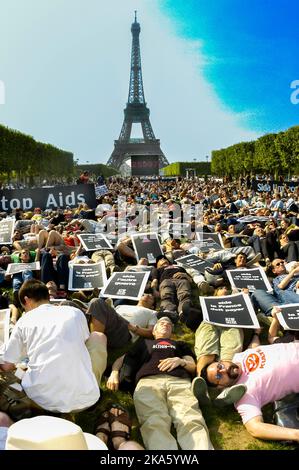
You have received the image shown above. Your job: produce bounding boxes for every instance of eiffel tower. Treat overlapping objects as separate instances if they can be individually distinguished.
[107,12,169,174]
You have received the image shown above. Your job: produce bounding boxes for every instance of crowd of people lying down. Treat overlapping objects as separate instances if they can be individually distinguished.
[0,175,299,450]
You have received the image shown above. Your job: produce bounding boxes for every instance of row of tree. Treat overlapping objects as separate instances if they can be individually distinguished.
[163,161,211,176]
[0,124,74,182]
[211,125,299,178]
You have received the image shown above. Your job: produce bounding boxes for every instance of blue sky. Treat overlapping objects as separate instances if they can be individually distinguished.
[0,0,298,165]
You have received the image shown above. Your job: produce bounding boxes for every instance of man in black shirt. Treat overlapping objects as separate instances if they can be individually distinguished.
[107,317,213,450]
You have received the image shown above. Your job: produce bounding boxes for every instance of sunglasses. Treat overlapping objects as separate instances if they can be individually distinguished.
[274,261,284,267]
[215,362,226,380]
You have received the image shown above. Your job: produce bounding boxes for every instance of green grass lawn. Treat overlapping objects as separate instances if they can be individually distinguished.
[4,285,297,450]
[76,320,297,451]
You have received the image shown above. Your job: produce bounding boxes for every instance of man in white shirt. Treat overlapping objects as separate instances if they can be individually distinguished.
[0,279,106,416]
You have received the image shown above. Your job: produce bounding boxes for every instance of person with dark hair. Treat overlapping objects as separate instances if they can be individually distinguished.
[200,342,299,443]
[78,171,90,184]
[0,279,106,419]
[191,285,247,408]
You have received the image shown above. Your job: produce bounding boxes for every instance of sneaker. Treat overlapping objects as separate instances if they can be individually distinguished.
[214,384,247,407]
[191,377,211,407]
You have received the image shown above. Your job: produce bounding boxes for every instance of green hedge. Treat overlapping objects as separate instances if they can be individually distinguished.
[162,161,211,176]
[76,163,118,178]
[0,123,73,181]
[211,125,299,178]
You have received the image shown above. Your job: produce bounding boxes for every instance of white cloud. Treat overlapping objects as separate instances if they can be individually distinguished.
[0,0,260,164]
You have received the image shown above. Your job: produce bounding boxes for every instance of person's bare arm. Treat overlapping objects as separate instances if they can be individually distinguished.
[245,415,299,442]
[106,355,125,391]
[268,307,281,344]
[158,355,196,375]
[0,362,15,372]
[128,324,154,339]
[35,248,41,262]
[278,267,299,290]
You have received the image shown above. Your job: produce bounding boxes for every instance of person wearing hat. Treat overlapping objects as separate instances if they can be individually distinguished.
[106,316,213,450]
[3,415,107,450]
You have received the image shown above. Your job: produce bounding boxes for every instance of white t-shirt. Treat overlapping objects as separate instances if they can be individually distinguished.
[115,305,157,342]
[234,343,299,424]
[3,304,100,413]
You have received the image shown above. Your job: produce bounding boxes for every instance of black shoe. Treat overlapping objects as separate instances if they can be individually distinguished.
[181,303,203,331]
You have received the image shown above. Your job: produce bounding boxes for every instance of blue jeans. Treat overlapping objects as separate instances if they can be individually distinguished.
[12,270,34,292]
[251,289,280,316]
[274,289,299,305]
[41,252,69,288]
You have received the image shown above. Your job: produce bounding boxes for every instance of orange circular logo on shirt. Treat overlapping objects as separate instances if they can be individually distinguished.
[245,353,261,372]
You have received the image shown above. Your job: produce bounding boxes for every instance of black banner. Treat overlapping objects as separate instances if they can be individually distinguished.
[0,219,14,245]
[196,232,224,253]
[78,233,113,251]
[0,184,97,212]
[131,233,163,264]
[68,262,107,291]
[101,271,150,300]
[200,293,260,328]
[277,304,299,331]
[251,180,299,193]
[176,254,213,274]
[227,267,272,292]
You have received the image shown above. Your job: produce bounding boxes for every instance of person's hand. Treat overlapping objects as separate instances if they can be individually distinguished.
[241,288,249,295]
[173,272,189,280]
[212,263,222,271]
[107,371,119,391]
[158,357,184,372]
[271,306,281,318]
[292,266,299,275]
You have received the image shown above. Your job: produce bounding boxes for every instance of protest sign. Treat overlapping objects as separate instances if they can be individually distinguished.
[0,218,14,245]
[276,304,299,331]
[95,185,109,198]
[196,232,224,252]
[131,232,163,264]
[68,261,107,291]
[176,254,213,274]
[200,293,260,329]
[227,267,272,292]
[78,233,113,251]
[101,271,150,300]
[6,261,40,275]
